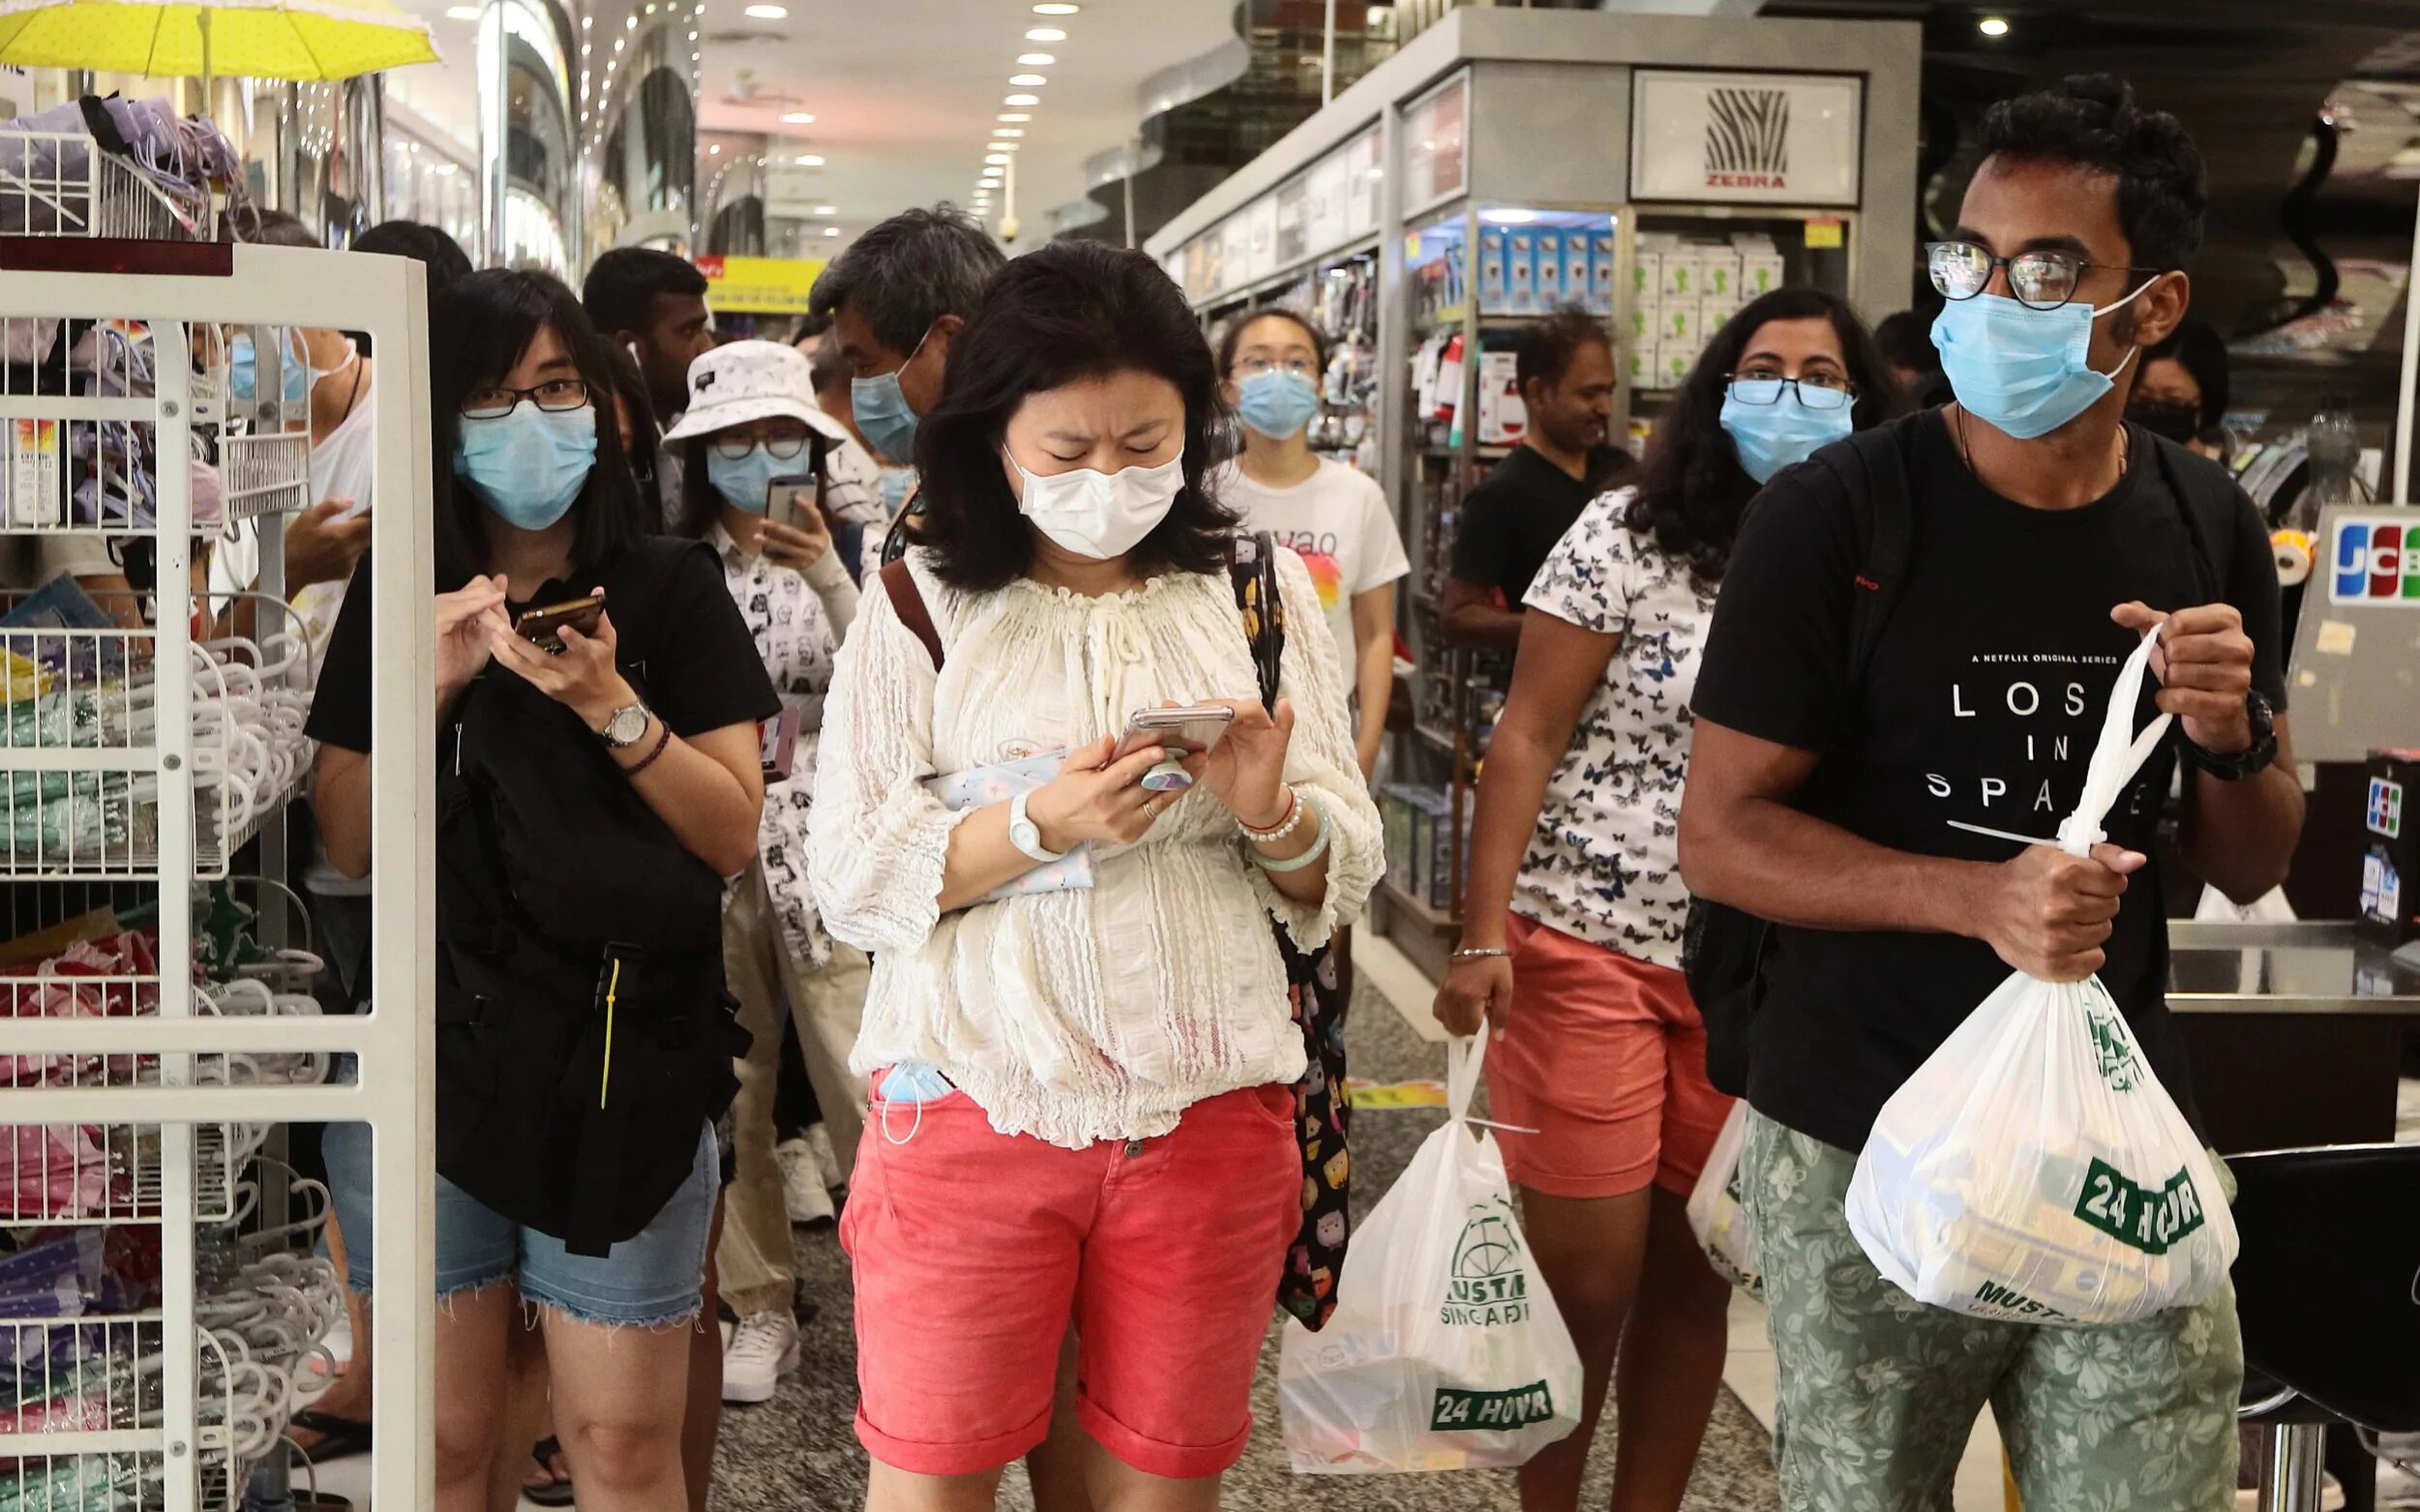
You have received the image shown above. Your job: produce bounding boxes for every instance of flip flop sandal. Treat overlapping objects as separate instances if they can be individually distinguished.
[288,1409,373,1464]
[524,1436,577,1509]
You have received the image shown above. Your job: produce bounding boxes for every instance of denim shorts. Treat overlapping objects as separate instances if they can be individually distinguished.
[319,1120,719,1327]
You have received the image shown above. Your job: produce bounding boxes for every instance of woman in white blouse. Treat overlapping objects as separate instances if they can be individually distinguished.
[809,241,1379,1510]
[659,340,869,1408]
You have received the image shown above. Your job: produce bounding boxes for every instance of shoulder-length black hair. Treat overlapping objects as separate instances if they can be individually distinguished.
[913,241,1237,591]
[1628,285,1902,585]
[430,269,642,587]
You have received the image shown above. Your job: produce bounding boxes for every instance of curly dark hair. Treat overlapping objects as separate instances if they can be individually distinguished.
[1626,286,1901,585]
[1978,74,2206,273]
[912,242,1237,592]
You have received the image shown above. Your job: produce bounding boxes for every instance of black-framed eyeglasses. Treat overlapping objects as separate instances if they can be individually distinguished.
[462,378,591,419]
[711,425,812,461]
[1725,374,1856,411]
[1927,241,2160,311]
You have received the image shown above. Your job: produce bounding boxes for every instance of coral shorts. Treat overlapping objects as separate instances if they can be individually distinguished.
[842,1077,1300,1479]
[1486,912,1733,1201]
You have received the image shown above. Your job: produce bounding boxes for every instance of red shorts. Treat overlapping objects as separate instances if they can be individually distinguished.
[841,1077,1300,1479]
[1486,913,1734,1201]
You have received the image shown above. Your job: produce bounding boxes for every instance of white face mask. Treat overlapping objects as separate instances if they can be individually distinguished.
[1006,448,1184,560]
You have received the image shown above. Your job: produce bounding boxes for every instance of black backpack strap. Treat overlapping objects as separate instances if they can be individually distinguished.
[1824,424,1919,697]
[2144,431,2230,605]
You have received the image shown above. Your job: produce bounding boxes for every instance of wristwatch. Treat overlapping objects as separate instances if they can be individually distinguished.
[1007,789,1066,864]
[597,702,653,750]
[2183,691,2278,781]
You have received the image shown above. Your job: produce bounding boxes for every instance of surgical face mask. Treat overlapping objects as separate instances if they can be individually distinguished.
[704,442,789,514]
[877,465,913,517]
[1929,281,2157,441]
[1719,380,1857,484]
[2126,396,2199,444]
[1006,448,1185,561]
[455,404,597,531]
[229,333,310,405]
[1235,370,1321,440]
[850,326,933,465]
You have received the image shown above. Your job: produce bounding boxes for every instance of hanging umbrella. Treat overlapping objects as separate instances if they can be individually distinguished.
[0,0,437,87]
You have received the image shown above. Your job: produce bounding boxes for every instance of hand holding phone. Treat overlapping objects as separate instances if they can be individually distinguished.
[1113,703,1237,793]
[514,592,605,654]
[761,473,832,571]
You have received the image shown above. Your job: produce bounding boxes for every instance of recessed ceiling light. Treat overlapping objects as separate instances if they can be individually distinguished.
[1032,2,1079,12]
[743,3,787,16]
[994,128,1024,137]
[1017,53,1055,65]
[793,154,824,165]
[1009,74,1047,86]
[1003,93,1039,106]
[1978,15,2010,34]
[443,5,478,18]
[708,144,722,154]
[1480,208,1537,224]
[1025,26,1065,41]
[985,154,1011,165]
[998,112,1031,122]
[812,204,836,215]
[781,110,814,124]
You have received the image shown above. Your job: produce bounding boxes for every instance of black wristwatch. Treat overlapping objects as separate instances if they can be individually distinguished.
[2182,691,2277,781]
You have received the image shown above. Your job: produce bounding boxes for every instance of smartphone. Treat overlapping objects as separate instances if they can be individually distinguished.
[766,471,822,529]
[759,706,800,780]
[515,592,605,653]
[1113,703,1236,792]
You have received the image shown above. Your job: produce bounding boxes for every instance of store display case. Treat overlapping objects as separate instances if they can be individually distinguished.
[1150,6,1920,970]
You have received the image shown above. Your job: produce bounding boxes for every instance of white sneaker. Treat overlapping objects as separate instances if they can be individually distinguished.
[776,1139,835,1226]
[720,1311,799,1405]
[805,1121,843,1191]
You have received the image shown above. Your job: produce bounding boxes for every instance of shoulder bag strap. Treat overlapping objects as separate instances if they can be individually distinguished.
[1228,531,1285,714]
[879,557,943,672]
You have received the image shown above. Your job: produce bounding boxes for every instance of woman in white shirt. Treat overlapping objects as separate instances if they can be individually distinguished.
[1432,287,1901,1512]
[809,242,1378,1510]
[1212,309,1405,779]
[657,340,868,1407]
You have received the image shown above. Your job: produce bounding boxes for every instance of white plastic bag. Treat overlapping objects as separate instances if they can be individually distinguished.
[1278,1036,1583,1473]
[1845,630,2239,1326]
[1686,1102,1759,1292]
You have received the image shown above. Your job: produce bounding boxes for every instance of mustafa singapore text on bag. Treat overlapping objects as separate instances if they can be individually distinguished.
[1279,1036,1583,1473]
[1845,628,2239,1326]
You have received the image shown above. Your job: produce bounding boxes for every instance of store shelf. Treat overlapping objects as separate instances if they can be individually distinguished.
[1379,877,1460,932]
[1415,723,1460,756]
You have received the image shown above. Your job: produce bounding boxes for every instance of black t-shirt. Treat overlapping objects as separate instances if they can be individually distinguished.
[1450,443,1639,602]
[307,537,778,755]
[1690,411,2286,1155]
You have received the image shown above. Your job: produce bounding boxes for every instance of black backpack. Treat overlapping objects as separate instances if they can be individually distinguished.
[1683,421,2234,1098]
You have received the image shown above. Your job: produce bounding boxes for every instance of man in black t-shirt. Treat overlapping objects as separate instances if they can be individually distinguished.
[1681,77,2302,1507]
[1441,306,1638,649]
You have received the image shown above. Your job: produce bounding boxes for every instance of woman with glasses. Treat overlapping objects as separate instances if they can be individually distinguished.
[1212,310,1405,780]
[306,269,776,1512]
[659,339,873,1409]
[1433,286,1900,1512]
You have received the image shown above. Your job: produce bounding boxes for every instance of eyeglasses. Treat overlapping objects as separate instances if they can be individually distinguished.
[1927,241,2160,311]
[462,378,591,419]
[711,424,813,460]
[1234,356,1318,379]
[1725,374,1856,410]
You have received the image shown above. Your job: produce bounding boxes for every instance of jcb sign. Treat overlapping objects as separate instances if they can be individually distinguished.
[2331,516,2420,606]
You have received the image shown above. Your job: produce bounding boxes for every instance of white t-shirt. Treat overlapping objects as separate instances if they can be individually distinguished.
[1214,458,1407,673]
[1515,489,1716,968]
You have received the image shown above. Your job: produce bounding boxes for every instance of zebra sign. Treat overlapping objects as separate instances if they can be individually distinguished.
[1630,71,1864,208]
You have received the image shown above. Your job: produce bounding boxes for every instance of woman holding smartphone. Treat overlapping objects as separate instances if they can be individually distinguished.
[660,338,872,1406]
[1432,287,1900,1512]
[809,241,1379,1511]
[307,269,775,1512]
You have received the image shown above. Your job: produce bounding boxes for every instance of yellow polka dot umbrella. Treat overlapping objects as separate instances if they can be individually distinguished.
[0,0,438,87]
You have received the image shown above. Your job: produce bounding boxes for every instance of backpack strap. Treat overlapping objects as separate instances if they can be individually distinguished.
[1825,424,1918,697]
[879,557,943,672]
[2144,431,2230,606]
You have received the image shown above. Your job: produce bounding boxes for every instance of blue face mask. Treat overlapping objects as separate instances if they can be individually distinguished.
[455,404,597,531]
[877,465,912,517]
[1719,381,1857,485]
[849,324,933,465]
[1930,283,2154,441]
[228,334,309,405]
[704,443,792,514]
[1235,370,1322,441]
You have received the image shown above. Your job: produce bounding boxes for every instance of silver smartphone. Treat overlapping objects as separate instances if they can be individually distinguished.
[1113,703,1236,792]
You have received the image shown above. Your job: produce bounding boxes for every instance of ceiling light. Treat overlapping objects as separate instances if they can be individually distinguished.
[823,226,841,237]
[1032,2,1079,12]
[443,5,478,17]
[1003,93,1039,105]
[1017,53,1055,65]
[781,110,814,124]
[1480,208,1538,224]
[1978,15,2010,35]
[581,13,590,24]
[624,14,634,25]
[985,153,1011,165]
[435,163,458,175]
[793,154,824,165]
[708,144,721,154]
[1025,26,1065,41]
[1009,74,1047,86]
[812,204,836,215]
[744,2,787,15]
[998,111,1031,122]
[994,128,1024,137]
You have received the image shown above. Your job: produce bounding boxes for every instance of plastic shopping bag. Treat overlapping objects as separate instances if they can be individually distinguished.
[1277,1036,1582,1473]
[1845,629,2238,1326]
[1686,1102,1759,1293]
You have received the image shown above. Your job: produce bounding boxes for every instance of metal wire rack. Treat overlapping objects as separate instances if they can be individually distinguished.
[0,129,207,243]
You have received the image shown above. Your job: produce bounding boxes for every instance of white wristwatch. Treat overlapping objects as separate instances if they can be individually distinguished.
[1007,789,1066,864]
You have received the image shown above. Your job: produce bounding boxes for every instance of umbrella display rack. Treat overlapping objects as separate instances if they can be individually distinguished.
[0,240,435,1512]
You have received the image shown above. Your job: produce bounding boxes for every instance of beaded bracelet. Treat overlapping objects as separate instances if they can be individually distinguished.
[1249,794,1330,874]
[1238,786,1304,843]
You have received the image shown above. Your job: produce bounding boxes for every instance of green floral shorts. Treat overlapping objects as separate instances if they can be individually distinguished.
[1740,1109,2243,1511]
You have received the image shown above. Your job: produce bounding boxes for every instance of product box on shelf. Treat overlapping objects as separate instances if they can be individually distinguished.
[1652,341,1697,391]
[1631,251,1664,308]
[1590,233,1619,314]
[1741,252,1786,298]
[1660,301,1702,348]
[1479,227,1509,312]
[1508,231,1537,312]
[7,419,62,528]
[1379,785,1419,888]
[2359,750,2419,948]
[1626,300,1658,348]
[1478,351,1526,445]
[1533,230,1565,307]
[1699,294,1743,338]
[1626,344,1656,391]
[1566,236,1595,311]
[1660,249,1705,302]
[1701,250,1743,301]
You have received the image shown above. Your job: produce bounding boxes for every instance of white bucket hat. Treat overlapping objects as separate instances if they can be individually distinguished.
[662,340,849,443]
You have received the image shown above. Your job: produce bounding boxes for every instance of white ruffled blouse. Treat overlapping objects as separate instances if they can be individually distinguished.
[807,546,1381,1147]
